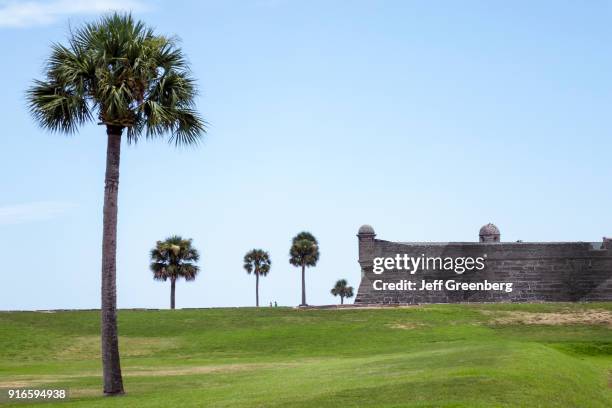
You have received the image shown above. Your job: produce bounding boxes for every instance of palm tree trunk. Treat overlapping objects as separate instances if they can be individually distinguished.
[341,295,344,305]
[170,277,176,310]
[101,126,124,395]
[255,273,259,307]
[301,263,306,306]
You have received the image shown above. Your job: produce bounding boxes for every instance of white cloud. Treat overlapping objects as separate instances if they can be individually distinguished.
[0,0,149,28]
[0,201,76,225]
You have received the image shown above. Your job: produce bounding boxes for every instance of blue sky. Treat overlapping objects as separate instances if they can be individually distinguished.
[1,0,610,310]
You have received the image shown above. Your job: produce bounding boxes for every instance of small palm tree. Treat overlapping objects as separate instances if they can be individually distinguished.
[331,279,354,305]
[27,14,205,395]
[150,236,200,310]
[243,249,271,307]
[289,232,319,306]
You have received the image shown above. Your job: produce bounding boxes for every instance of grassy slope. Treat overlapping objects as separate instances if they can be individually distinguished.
[0,303,610,407]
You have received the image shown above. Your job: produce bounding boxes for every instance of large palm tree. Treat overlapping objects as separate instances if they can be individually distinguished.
[331,279,354,305]
[289,232,319,306]
[150,236,200,310]
[27,14,205,395]
[243,249,271,307]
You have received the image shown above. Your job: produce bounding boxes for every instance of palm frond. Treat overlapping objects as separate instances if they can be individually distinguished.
[27,80,92,133]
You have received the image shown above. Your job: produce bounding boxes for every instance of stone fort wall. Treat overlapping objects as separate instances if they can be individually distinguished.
[354,224,612,304]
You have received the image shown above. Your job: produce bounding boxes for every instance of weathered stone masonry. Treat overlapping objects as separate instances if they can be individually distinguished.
[355,224,612,304]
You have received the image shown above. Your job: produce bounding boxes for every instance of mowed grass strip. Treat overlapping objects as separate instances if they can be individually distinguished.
[0,303,610,407]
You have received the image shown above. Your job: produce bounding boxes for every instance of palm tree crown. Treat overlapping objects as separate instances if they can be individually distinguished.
[27,12,205,144]
[243,249,272,277]
[289,232,319,267]
[331,279,354,304]
[150,236,200,282]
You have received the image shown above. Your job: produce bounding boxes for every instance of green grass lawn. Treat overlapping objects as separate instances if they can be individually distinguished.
[1,303,611,407]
